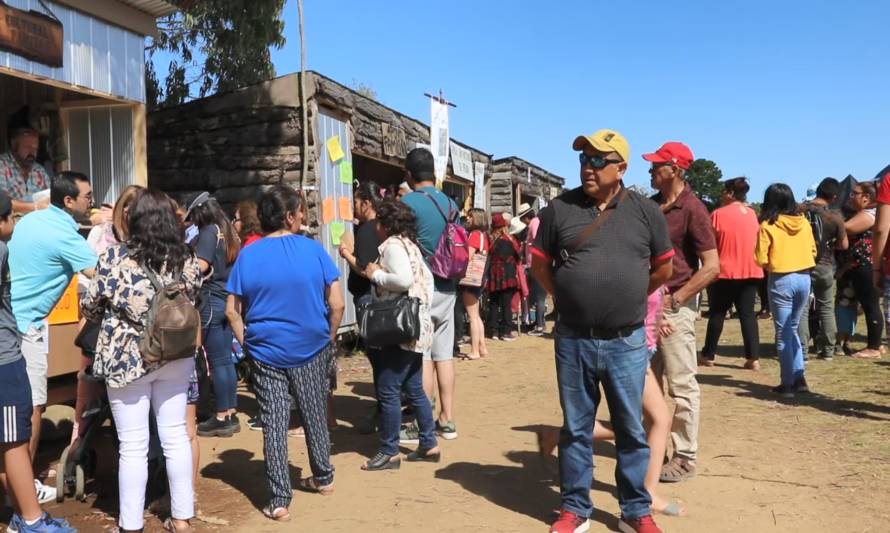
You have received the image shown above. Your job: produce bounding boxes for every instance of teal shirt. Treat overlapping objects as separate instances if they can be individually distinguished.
[9,206,97,332]
[402,186,459,292]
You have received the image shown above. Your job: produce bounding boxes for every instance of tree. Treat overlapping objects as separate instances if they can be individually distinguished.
[350,79,379,101]
[627,184,655,197]
[146,0,287,109]
[686,158,724,210]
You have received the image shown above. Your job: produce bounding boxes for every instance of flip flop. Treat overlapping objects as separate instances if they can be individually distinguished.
[851,349,881,359]
[297,476,334,495]
[262,504,291,522]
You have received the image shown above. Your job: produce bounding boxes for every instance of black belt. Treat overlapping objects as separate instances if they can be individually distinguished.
[557,322,643,340]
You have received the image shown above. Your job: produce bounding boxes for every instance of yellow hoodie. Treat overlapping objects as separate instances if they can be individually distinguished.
[755,214,817,273]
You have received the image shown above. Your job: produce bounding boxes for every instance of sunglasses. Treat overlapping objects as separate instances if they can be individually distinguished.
[578,153,622,169]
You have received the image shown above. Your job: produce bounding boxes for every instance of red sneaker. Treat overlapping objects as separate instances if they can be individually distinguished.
[550,509,589,533]
[618,515,663,533]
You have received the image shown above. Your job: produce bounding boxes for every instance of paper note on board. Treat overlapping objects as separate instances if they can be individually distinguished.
[322,197,335,224]
[338,196,353,221]
[326,135,345,162]
[330,222,346,246]
[339,160,353,184]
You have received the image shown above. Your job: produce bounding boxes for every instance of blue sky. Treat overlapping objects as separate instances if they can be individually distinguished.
[176,1,890,199]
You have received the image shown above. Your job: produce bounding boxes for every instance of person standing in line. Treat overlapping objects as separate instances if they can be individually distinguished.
[869,164,890,335]
[401,148,460,441]
[233,200,264,248]
[647,142,719,484]
[225,186,344,521]
[460,208,490,360]
[485,213,522,342]
[532,129,673,533]
[755,183,816,397]
[9,171,97,503]
[0,190,76,533]
[700,177,763,370]
[188,194,242,437]
[82,189,201,533]
[840,181,882,358]
[519,203,547,336]
[798,178,848,360]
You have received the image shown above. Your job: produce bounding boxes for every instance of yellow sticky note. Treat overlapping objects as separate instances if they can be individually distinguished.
[339,161,353,184]
[322,197,335,224]
[326,135,345,162]
[330,222,346,246]
[338,196,353,221]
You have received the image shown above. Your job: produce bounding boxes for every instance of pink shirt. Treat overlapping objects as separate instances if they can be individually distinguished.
[645,288,665,351]
[711,203,764,280]
[524,217,540,265]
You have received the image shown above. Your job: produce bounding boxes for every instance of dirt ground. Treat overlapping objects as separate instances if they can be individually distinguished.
[8,316,890,532]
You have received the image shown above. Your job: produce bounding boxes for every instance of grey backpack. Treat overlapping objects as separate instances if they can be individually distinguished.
[139,265,201,364]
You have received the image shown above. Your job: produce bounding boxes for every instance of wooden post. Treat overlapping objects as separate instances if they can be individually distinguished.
[132,103,147,186]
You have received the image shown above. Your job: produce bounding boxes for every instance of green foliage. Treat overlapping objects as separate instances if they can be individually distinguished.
[686,158,724,210]
[146,0,287,109]
[350,79,379,101]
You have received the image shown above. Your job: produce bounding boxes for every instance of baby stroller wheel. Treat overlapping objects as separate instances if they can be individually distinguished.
[56,444,72,503]
[74,464,86,501]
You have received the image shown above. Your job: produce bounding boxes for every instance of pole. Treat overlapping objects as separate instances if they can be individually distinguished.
[298,0,309,193]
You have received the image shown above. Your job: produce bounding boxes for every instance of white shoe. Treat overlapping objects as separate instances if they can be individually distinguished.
[34,479,57,504]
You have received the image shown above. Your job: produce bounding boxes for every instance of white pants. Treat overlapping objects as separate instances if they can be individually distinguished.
[107,358,195,530]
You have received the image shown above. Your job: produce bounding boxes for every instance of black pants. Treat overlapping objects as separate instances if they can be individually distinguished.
[453,292,467,350]
[487,289,515,338]
[846,264,884,349]
[702,278,760,360]
[757,277,770,313]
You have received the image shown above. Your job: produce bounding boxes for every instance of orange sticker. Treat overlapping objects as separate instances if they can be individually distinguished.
[48,275,80,325]
[322,197,335,224]
[339,196,353,221]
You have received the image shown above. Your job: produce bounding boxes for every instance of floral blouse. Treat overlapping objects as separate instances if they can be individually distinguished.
[81,244,202,388]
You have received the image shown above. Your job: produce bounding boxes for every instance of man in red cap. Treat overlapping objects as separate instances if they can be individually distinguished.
[646,141,719,483]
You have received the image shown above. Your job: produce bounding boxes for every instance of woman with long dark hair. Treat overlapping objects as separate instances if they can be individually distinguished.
[486,213,522,341]
[188,195,241,437]
[225,186,344,521]
[360,198,438,471]
[82,189,202,532]
[461,208,490,359]
[702,178,764,370]
[755,183,816,398]
[840,181,882,358]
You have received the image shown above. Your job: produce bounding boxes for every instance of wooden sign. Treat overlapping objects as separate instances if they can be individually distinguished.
[381,123,407,158]
[0,4,63,68]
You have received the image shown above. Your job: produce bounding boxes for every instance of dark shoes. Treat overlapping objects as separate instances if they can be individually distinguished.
[197,414,239,437]
[771,384,795,398]
[405,447,441,463]
[793,377,810,394]
[361,452,400,471]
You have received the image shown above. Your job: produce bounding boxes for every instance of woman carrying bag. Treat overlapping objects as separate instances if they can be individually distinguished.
[360,198,439,471]
[458,208,490,360]
[486,213,522,341]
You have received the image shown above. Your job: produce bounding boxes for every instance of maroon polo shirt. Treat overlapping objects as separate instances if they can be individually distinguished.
[652,184,717,292]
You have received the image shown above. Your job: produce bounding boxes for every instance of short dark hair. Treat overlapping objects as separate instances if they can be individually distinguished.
[816,177,840,201]
[406,148,435,183]
[760,183,798,224]
[51,171,89,208]
[723,177,750,202]
[258,185,302,233]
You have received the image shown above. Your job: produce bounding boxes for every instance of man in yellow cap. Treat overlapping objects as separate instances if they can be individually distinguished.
[531,129,673,533]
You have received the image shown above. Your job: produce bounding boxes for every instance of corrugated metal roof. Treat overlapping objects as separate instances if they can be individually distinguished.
[118,0,179,17]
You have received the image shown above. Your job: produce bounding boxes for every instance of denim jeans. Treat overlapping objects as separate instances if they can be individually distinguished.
[769,272,810,386]
[554,323,651,520]
[798,264,837,356]
[528,268,547,329]
[377,347,437,456]
[200,292,237,411]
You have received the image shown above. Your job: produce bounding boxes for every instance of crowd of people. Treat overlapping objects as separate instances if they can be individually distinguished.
[0,107,887,533]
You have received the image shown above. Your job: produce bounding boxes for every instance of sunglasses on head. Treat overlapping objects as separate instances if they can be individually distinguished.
[578,153,622,169]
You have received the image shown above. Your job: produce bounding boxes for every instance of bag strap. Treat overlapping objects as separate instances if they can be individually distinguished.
[418,190,456,224]
[560,189,627,261]
[140,264,181,294]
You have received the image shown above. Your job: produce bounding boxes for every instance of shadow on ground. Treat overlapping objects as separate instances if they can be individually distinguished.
[201,449,303,511]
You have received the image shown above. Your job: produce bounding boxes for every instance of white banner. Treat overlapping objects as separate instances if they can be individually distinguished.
[450,141,473,181]
[430,99,450,186]
[474,162,486,209]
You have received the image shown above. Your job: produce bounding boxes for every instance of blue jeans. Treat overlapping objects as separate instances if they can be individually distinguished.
[528,267,547,329]
[554,324,651,520]
[376,347,437,455]
[769,272,810,386]
[201,292,237,412]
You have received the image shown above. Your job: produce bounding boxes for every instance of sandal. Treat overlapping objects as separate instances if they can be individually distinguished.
[297,476,334,495]
[405,447,441,463]
[163,518,194,533]
[362,452,401,471]
[262,504,291,522]
[851,349,882,359]
[659,456,696,483]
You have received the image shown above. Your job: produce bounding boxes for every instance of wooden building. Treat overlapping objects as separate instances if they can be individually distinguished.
[489,156,565,216]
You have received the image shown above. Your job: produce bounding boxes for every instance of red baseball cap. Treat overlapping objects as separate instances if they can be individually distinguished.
[642,142,694,170]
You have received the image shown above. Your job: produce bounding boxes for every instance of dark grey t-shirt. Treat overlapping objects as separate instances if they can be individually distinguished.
[195,224,231,299]
[533,187,674,330]
[0,242,22,365]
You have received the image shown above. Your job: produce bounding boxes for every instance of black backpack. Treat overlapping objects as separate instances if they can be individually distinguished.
[804,206,831,263]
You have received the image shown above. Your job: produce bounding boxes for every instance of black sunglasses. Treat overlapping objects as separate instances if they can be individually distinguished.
[578,153,622,169]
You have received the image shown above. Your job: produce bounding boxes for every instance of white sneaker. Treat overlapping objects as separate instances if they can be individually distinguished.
[34,479,57,504]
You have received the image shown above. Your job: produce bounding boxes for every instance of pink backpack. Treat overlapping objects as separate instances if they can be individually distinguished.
[418,191,469,279]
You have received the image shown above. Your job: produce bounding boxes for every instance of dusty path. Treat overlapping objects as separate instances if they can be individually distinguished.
[20,318,890,532]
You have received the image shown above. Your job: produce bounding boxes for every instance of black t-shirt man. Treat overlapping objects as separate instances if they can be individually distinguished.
[347,220,382,301]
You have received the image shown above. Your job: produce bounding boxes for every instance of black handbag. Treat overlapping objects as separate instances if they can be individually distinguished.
[358,295,421,346]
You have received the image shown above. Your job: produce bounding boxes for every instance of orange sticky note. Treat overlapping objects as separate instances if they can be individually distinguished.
[338,196,353,221]
[322,197,335,224]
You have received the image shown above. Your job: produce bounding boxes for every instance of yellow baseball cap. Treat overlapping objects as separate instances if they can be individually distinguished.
[572,129,630,162]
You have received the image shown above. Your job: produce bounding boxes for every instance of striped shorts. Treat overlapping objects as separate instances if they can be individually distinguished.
[0,358,33,443]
